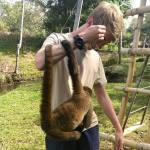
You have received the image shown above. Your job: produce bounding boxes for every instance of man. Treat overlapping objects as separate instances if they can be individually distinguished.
[35,1,124,150]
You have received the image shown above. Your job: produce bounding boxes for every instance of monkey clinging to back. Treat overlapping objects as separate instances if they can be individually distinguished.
[40,40,93,141]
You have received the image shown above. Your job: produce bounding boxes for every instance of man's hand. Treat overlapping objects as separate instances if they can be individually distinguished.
[114,130,124,150]
[79,25,106,43]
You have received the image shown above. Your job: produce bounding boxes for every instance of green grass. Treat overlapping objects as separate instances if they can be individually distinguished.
[0,82,45,150]
[0,33,43,84]
[0,82,149,149]
[0,33,150,149]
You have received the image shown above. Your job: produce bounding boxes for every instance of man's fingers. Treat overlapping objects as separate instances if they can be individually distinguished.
[98,28,106,34]
[96,25,106,29]
[98,37,104,40]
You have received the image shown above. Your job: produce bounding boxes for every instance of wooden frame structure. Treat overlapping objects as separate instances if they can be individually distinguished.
[101,0,150,148]
[100,132,150,149]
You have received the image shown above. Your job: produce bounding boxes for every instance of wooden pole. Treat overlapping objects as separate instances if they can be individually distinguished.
[118,0,147,126]
[73,0,83,30]
[124,5,150,17]
[145,116,150,143]
[121,48,150,55]
[115,87,150,95]
[100,132,150,149]
[118,32,122,64]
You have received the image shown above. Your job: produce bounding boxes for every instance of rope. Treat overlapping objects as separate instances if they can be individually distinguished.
[61,2,77,32]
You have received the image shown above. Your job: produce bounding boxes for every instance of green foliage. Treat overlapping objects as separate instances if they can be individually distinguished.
[0,1,45,35]
[105,0,131,13]
[44,0,76,32]
[122,31,132,48]
[102,42,118,52]
[0,33,44,54]
[44,0,99,33]
[0,33,43,84]
[0,2,22,32]
[141,13,150,46]
[127,13,150,47]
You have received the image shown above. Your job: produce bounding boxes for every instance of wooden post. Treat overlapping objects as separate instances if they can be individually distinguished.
[124,5,150,17]
[118,0,147,126]
[145,116,150,143]
[100,132,150,149]
[121,48,150,55]
[115,86,150,95]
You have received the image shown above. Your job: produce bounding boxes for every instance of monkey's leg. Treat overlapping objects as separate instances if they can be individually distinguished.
[83,106,93,128]
[46,129,81,141]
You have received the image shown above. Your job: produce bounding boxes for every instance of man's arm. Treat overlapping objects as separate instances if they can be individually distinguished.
[35,24,106,70]
[94,83,123,150]
[35,44,67,70]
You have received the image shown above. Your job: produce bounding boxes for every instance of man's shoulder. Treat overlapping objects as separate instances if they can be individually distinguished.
[48,32,71,41]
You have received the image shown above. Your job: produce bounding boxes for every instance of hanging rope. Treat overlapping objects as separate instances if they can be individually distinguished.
[61,2,77,32]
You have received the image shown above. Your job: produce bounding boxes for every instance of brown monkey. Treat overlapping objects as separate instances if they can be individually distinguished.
[40,41,92,141]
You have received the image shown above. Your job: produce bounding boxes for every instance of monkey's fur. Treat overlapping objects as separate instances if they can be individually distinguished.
[40,40,93,141]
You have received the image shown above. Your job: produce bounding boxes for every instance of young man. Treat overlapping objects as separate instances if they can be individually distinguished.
[35,1,124,150]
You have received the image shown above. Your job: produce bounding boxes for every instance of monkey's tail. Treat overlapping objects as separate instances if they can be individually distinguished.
[40,45,53,131]
[61,40,83,94]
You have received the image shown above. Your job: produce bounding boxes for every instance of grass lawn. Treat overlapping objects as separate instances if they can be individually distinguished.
[0,33,150,149]
[0,81,149,150]
[0,33,43,84]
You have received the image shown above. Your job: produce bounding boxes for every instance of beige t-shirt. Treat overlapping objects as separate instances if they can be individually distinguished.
[42,33,107,129]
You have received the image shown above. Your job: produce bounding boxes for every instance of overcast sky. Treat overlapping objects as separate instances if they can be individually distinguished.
[132,0,150,8]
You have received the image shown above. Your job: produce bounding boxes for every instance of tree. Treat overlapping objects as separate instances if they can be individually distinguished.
[44,0,131,33]
[141,13,150,47]
[0,1,45,35]
[44,0,76,33]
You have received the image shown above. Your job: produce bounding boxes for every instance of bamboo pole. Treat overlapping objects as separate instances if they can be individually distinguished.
[145,116,150,143]
[121,48,150,55]
[115,87,150,95]
[124,5,150,17]
[100,132,150,149]
[118,0,147,126]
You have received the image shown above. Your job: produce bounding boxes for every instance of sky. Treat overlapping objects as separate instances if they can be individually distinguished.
[132,0,150,8]
[124,0,150,28]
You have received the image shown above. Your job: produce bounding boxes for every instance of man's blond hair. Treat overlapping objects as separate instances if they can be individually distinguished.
[89,1,123,40]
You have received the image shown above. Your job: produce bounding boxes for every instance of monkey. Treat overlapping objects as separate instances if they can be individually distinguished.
[40,40,93,141]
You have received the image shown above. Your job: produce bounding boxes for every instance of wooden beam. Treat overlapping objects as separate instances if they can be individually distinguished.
[145,116,150,143]
[100,132,150,149]
[121,48,150,55]
[123,122,144,135]
[124,5,150,17]
[118,0,146,125]
[115,86,150,95]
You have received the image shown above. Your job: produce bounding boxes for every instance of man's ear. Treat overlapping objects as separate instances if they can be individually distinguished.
[86,16,93,27]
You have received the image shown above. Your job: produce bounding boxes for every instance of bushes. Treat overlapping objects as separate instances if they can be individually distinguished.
[0,33,44,54]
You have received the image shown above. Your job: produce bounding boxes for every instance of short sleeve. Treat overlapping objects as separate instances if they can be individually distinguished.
[94,56,107,86]
[41,33,60,48]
